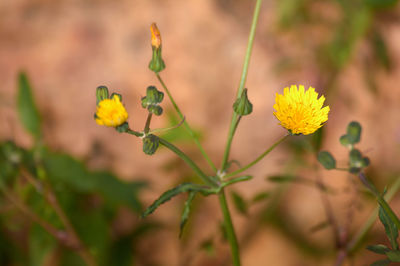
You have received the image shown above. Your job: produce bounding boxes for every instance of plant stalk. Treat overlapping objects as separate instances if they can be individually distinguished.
[219,189,240,266]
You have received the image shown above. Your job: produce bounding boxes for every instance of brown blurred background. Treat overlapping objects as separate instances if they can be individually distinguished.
[2,0,400,265]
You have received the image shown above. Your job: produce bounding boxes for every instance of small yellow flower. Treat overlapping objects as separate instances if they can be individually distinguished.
[273,85,329,135]
[150,23,161,49]
[95,94,128,127]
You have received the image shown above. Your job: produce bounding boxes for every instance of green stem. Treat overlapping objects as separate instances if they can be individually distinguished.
[225,134,289,179]
[220,0,263,172]
[144,113,153,134]
[358,172,400,229]
[221,116,242,171]
[219,189,240,266]
[126,129,143,137]
[156,73,217,173]
[347,177,400,253]
[158,137,218,187]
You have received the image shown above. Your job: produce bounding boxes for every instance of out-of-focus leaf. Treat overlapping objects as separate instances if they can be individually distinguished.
[372,31,391,71]
[309,221,330,233]
[231,191,247,215]
[347,121,362,144]
[365,0,398,9]
[200,239,215,256]
[252,192,271,203]
[105,234,133,266]
[387,250,400,262]
[371,259,391,266]
[60,250,85,266]
[379,206,399,250]
[160,110,203,143]
[311,127,324,152]
[17,72,41,139]
[29,225,55,266]
[142,183,213,218]
[42,150,145,212]
[366,244,391,254]
[180,191,196,237]
[267,175,296,183]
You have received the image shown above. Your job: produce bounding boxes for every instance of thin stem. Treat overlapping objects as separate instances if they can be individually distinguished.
[156,73,217,173]
[218,189,240,266]
[144,113,153,134]
[158,137,218,187]
[347,177,400,253]
[358,172,400,229]
[225,134,289,179]
[127,129,143,137]
[221,116,242,172]
[220,0,263,172]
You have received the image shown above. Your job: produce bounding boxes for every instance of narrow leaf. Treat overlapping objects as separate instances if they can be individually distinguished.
[142,183,212,218]
[387,250,400,262]
[366,244,391,255]
[310,221,330,233]
[252,192,271,203]
[267,175,295,183]
[231,191,247,215]
[179,191,196,237]
[17,72,41,139]
[379,206,399,250]
[371,259,391,266]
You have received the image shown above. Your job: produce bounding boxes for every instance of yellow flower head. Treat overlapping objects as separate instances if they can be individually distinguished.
[150,23,161,49]
[95,94,128,127]
[273,85,329,135]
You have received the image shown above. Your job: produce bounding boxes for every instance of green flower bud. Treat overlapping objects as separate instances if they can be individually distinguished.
[339,134,351,147]
[148,105,163,116]
[149,23,166,73]
[146,86,164,104]
[349,149,363,167]
[115,122,129,133]
[143,134,159,155]
[233,89,253,116]
[347,121,362,144]
[317,151,336,170]
[96,86,109,105]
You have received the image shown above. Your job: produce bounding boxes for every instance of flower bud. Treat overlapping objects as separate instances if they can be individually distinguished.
[149,23,166,73]
[146,86,164,105]
[233,89,253,116]
[148,105,163,116]
[347,121,362,144]
[96,86,109,105]
[142,134,159,155]
[317,151,336,170]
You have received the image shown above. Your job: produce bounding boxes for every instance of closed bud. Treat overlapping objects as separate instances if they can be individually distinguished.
[96,86,109,105]
[149,23,166,73]
[148,105,163,116]
[347,121,362,144]
[146,86,164,104]
[317,151,336,170]
[233,89,253,116]
[143,134,159,155]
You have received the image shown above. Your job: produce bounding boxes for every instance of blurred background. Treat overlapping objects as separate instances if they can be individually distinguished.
[1,0,400,265]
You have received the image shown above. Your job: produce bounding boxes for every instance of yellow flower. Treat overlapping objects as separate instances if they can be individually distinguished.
[273,85,329,135]
[150,23,161,49]
[95,94,128,127]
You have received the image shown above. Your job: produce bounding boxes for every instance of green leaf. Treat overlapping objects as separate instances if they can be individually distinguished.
[310,221,330,233]
[317,151,336,170]
[29,225,55,266]
[252,192,271,203]
[231,191,248,215]
[179,191,196,237]
[365,0,398,9]
[387,250,400,262]
[372,31,391,71]
[17,72,41,139]
[142,183,213,218]
[371,259,391,266]
[105,234,133,266]
[267,175,295,183]
[200,239,215,256]
[379,206,399,250]
[347,121,362,144]
[366,244,391,255]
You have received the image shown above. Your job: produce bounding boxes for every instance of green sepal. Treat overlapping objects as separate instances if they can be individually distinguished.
[233,88,253,116]
[149,47,166,73]
[148,105,163,116]
[179,191,196,238]
[142,134,160,155]
[317,151,336,170]
[110,93,122,101]
[96,86,109,105]
[347,121,362,144]
[141,183,216,218]
[115,122,129,133]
